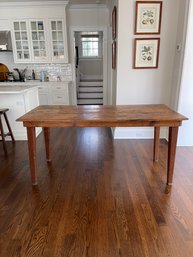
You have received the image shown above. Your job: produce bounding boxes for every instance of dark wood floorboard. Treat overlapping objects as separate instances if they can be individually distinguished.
[1,127,193,257]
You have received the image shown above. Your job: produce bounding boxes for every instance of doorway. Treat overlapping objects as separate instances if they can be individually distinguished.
[70,26,108,105]
[75,31,103,105]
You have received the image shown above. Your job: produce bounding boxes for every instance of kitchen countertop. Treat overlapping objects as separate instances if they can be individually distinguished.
[0,85,38,94]
[0,80,71,86]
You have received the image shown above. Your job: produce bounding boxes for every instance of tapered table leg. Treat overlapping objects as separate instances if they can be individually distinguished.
[167,127,179,185]
[153,127,160,162]
[43,127,51,162]
[27,127,37,185]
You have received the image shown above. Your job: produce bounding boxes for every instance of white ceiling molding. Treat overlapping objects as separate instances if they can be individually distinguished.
[68,4,107,10]
[0,1,69,7]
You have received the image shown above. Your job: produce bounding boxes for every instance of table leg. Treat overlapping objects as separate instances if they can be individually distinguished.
[153,127,160,162]
[167,127,179,185]
[27,127,37,185]
[43,127,51,162]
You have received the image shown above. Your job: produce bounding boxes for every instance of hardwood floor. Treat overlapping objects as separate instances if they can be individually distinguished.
[1,127,193,257]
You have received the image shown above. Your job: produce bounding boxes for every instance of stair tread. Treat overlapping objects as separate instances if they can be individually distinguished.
[79,91,103,93]
[79,85,103,87]
[77,103,103,105]
[80,79,103,82]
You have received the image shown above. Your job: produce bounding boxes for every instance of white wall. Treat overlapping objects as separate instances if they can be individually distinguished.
[114,0,182,139]
[67,6,108,28]
[79,59,103,77]
[177,0,193,146]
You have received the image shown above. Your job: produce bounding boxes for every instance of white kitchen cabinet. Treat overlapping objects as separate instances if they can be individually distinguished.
[38,82,69,105]
[0,86,41,140]
[12,19,49,63]
[30,20,49,62]
[49,19,68,63]
[37,85,50,105]
[50,83,69,104]
[12,20,31,62]
[11,18,68,63]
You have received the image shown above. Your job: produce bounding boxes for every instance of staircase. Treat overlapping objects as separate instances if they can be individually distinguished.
[77,79,103,105]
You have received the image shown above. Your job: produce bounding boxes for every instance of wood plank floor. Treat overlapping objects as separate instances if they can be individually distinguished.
[1,127,193,257]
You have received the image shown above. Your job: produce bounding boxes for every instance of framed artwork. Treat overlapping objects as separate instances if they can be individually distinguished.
[135,1,162,34]
[112,6,117,39]
[112,41,116,69]
[133,38,160,69]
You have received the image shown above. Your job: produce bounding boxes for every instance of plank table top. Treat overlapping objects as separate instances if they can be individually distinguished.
[17,104,188,128]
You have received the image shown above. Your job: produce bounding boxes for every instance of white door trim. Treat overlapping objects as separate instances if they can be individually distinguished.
[69,25,108,105]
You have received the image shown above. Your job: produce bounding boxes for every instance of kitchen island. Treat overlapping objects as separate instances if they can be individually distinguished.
[0,85,41,140]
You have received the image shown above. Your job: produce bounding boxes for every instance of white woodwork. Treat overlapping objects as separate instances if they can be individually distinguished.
[49,19,68,63]
[0,19,10,30]
[5,1,69,63]
[0,86,41,140]
[38,82,70,105]
[11,20,31,62]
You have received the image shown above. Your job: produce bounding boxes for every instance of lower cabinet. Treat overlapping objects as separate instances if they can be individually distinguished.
[37,82,69,105]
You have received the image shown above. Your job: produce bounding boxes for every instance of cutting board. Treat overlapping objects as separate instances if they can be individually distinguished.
[0,63,9,81]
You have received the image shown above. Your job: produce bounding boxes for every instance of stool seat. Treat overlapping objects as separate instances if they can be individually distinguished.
[0,108,15,155]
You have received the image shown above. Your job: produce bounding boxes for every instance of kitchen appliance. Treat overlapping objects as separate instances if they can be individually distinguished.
[0,31,12,51]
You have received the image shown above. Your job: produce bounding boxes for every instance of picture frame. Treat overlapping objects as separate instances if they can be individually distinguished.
[135,1,163,34]
[133,38,160,69]
[112,41,116,69]
[112,6,117,40]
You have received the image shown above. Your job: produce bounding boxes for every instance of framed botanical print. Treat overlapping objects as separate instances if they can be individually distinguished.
[133,38,160,69]
[135,1,163,34]
[112,6,117,40]
[112,41,116,69]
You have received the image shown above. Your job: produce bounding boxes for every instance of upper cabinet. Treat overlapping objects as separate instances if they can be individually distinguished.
[9,1,69,63]
[12,20,31,61]
[50,19,68,63]
[30,20,48,62]
[12,19,68,63]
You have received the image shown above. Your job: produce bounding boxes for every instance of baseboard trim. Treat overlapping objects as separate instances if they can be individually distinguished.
[5,128,42,141]
[112,127,168,140]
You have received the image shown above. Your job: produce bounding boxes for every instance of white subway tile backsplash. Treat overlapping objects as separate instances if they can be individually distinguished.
[0,52,72,81]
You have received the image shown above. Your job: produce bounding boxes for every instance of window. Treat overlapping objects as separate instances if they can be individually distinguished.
[80,32,101,58]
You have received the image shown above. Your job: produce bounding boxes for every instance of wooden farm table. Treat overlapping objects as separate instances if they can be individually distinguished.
[17,104,188,186]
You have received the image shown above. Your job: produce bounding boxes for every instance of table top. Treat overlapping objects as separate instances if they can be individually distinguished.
[17,104,188,128]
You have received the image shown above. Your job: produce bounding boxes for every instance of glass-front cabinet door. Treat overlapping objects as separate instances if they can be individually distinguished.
[50,19,68,63]
[30,20,48,62]
[12,21,30,62]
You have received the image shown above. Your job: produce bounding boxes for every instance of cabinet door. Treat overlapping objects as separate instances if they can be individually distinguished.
[29,20,49,62]
[50,83,69,105]
[12,20,31,62]
[37,85,50,105]
[49,19,68,63]
[39,93,50,105]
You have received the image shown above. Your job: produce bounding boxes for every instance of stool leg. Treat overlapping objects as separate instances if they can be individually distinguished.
[0,116,7,155]
[3,112,15,143]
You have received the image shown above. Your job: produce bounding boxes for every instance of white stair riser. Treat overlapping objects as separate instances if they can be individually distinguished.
[79,87,103,93]
[78,92,103,98]
[77,99,103,104]
[79,81,103,87]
